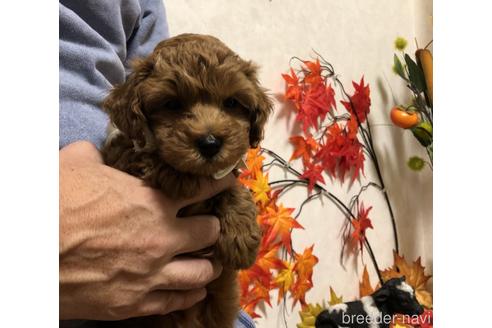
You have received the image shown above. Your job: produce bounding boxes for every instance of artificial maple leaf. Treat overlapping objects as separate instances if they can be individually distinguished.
[238,269,253,296]
[340,77,371,123]
[351,203,374,253]
[295,103,318,133]
[316,123,365,182]
[297,303,326,328]
[291,278,313,307]
[289,135,319,164]
[242,171,271,205]
[381,252,433,308]
[263,205,303,254]
[293,245,319,282]
[250,280,272,306]
[303,59,322,85]
[239,147,265,182]
[301,83,335,126]
[346,116,359,139]
[359,265,375,297]
[391,309,433,328]
[390,323,411,328]
[328,286,343,305]
[255,243,286,273]
[264,189,282,210]
[299,162,325,192]
[282,67,303,104]
[242,300,261,319]
[274,261,295,303]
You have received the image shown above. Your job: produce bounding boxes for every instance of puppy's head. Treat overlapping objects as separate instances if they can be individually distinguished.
[104,34,272,176]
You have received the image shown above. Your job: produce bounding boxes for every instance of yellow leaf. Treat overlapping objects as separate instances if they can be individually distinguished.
[297,302,326,328]
[416,289,433,309]
[243,171,271,205]
[274,261,295,303]
[328,286,343,305]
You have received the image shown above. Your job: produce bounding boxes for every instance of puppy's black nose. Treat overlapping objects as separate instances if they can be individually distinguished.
[196,134,222,158]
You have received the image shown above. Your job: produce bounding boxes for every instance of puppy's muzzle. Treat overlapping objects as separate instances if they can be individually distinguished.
[196,134,223,158]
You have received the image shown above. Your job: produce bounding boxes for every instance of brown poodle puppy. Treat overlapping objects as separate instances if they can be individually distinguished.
[100,34,272,327]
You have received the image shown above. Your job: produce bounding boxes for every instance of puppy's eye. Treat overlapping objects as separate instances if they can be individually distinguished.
[163,99,182,111]
[223,97,240,109]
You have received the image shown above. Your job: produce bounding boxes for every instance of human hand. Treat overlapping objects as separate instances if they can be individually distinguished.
[59,141,236,320]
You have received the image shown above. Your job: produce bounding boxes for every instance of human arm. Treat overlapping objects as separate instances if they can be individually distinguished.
[60,141,235,320]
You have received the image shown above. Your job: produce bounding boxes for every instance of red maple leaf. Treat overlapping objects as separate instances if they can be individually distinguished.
[295,103,318,133]
[346,116,359,139]
[299,162,325,192]
[289,135,318,164]
[316,123,365,182]
[301,83,336,125]
[282,68,302,104]
[341,77,371,123]
[351,203,374,252]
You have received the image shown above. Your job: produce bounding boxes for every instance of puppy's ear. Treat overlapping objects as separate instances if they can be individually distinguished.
[240,61,273,148]
[249,88,273,147]
[103,58,155,150]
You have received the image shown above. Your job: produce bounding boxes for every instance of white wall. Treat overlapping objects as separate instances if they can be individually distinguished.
[164,1,433,327]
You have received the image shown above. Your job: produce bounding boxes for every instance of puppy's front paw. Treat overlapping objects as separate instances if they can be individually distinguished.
[156,168,200,199]
[216,189,261,269]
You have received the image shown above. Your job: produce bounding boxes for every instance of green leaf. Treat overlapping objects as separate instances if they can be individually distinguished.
[405,54,426,93]
[411,122,433,147]
[407,156,425,171]
[393,54,407,80]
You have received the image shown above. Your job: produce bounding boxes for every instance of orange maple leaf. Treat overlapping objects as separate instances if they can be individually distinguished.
[381,251,433,308]
[239,147,265,184]
[282,67,302,104]
[263,205,303,254]
[238,269,253,296]
[303,59,322,85]
[255,243,286,273]
[293,245,319,282]
[241,299,261,319]
[359,265,375,297]
[245,147,265,177]
[289,135,319,164]
[250,280,272,306]
[291,277,313,307]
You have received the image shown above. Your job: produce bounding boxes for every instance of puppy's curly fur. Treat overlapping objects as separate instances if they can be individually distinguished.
[100,34,272,328]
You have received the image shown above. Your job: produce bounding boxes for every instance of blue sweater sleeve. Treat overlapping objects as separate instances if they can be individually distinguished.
[59,0,169,149]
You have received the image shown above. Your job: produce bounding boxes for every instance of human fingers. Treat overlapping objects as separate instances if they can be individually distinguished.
[60,140,104,164]
[169,215,221,255]
[151,257,222,290]
[176,173,237,209]
[136,288,207,317]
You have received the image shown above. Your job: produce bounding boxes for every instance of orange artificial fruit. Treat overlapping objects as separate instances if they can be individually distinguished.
[390,107,420,129]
